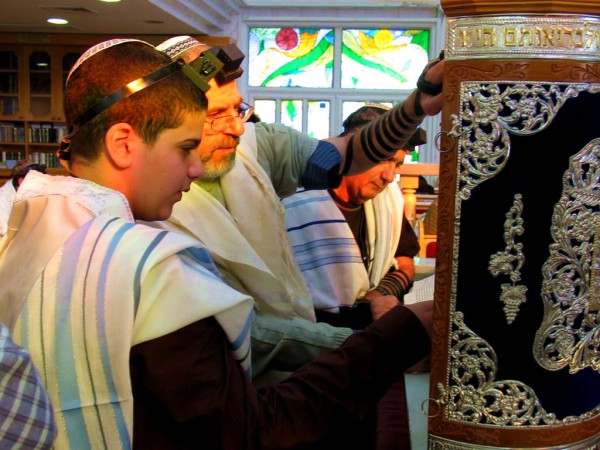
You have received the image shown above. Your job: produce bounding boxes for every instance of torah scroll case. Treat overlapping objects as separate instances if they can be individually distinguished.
[428,1,600,448]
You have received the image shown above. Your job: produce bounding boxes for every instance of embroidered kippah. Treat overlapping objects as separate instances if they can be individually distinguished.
[157,36,205,60]
[67,39,153,82]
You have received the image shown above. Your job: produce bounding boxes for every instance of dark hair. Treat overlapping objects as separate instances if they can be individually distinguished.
[340,104,428,151]
[11,162,47,188]
[247,112,261,123]
[339,105,389,137]
[64,41,207,162]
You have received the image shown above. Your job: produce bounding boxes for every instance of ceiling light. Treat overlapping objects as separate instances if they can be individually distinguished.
[47,18,68,25]
[99,0,122,3]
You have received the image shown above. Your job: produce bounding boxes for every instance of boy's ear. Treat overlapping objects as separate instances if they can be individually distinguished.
[105,123,137,168]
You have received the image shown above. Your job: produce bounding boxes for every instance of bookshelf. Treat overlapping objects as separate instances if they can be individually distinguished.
[0,120,66,168]
[0,43,81,170]
[0,33,232,179]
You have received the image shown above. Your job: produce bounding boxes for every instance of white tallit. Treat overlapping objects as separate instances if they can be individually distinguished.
[366,181,405,283]
[0,180,16,238]
[0,172,253,449]
[283,182,404,311]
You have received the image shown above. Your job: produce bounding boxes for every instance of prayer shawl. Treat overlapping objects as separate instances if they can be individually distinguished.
[0,179,16,238]
[160,123,316,322]
[0,173,253,449]
[283,182,404,311]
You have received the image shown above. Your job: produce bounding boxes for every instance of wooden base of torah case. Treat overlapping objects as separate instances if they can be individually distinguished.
[428,1,600,448]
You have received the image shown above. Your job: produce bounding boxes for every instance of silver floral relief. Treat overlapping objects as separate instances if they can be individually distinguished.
[436,312,566,426]
[533,139,600,374]
[592,224,600,312]
[435,311,600,427]
[441,81,600,428]
[452,82,600,201]
[488,194,527,324]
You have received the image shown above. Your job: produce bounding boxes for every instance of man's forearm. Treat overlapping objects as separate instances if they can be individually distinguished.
[257,304,431,449]
[341,90,425,176]
[251,312,353,378]
[373,269,412,300]
[339,56,444,175]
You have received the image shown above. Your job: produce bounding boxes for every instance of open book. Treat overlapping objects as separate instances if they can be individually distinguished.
[404,275,435,305]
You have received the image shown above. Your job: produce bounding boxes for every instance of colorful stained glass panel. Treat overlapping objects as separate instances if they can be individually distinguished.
[248,27,334,88]
[341,28,430,90]
[280,100,303,131]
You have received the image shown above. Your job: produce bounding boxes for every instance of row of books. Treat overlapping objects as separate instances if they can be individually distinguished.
[0,151,25,168]
[0,151,62,169]
[0,122,67,144]
[29,123,68,143]
[29,151,62,167]
[0,123,25,142]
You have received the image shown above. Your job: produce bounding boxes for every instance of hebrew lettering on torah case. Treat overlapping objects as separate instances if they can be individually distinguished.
[428,78,600,449]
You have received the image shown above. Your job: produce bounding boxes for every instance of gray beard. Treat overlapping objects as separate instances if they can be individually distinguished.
[200,152,236,181]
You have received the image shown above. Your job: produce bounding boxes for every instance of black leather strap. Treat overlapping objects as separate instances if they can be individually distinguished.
[59,57,210,160]
[416,50,445,96]
[73,59,186,132]
[414,90,425,117]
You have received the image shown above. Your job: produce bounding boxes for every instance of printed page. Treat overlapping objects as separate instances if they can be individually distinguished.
[404,274,435,304]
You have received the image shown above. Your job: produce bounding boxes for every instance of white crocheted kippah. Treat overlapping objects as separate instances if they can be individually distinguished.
[156,36,205,60]
[67,38,153,82]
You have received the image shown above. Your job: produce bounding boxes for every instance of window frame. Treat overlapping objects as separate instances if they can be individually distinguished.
[237,14,444,166]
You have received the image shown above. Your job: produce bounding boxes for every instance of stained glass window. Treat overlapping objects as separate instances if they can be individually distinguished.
[253,99,330,139]
[248,27,429,90]
[248,27,334,88]
[246,24,434,151]
[280,100,303,130]
[341,29,429,90]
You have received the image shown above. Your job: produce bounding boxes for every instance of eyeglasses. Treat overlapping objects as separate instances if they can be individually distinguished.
[206,102,254,132]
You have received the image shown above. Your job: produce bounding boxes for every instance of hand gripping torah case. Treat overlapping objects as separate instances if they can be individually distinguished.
[428,1,600,448]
